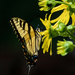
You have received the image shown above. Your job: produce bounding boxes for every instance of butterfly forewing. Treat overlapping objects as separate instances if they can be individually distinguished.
[10,17,41,56]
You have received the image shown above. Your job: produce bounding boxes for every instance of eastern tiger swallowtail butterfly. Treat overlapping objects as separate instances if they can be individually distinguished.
[10,17,41,66]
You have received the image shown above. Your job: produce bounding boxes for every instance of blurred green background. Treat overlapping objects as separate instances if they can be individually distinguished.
[0,0,75,75]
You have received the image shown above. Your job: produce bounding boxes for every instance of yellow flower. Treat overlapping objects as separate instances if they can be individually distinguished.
[39,14,58,55]
[57,39,75,56]
[38,0,50,11]
[50,0,75,27]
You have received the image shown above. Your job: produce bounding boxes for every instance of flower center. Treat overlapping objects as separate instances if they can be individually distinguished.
[48,25,58,38]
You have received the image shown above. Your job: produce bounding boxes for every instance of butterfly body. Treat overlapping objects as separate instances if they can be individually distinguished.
[10,17,41,65]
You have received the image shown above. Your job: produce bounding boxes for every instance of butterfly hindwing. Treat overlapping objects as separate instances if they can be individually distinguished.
[10,17,41,65]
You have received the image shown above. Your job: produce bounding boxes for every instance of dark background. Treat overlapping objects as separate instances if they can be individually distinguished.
[0,0,75,75]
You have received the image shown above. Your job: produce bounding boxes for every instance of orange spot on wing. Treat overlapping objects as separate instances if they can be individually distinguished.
[28,62,30,64]
[24,52,26,55]
[26,58,28,60]
[22,46,25,48]
[22,40,24,42]
[34,59,37,62]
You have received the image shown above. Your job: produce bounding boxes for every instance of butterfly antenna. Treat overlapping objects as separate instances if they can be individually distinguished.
[36,24,45,31]
[36,24,39,29]
[40,26,46,30]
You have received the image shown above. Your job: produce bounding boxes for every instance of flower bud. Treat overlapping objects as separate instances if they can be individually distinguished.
[70,3,75,12]
[55,21,67,32]
[67,2,75,15]
[38,0,56,11]
[67,25,75,34]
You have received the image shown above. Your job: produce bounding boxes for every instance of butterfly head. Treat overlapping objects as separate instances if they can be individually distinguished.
[36,28,41,32]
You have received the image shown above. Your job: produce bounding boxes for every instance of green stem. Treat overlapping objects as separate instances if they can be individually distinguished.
[73,0,75,3]
[67,30,75,42]
[55,1,70,6]
[48,1,70,6]
[74,45,75,48]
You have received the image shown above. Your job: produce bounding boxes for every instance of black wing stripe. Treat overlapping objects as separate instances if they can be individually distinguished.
[10,19,23,43]
[23,22,25,30]
[20,20,22,27]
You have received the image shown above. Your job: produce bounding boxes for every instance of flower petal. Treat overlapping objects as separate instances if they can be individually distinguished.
[48,14,51,21]
[40,18,47,27]
[50,38,52,55]
[57,46,64,50]
[46,38,52,52]
[71,13,75,26]
[39,30,48,35]
[42,37,48,48]
[57,49,65,54]
[45,14,48,21]
[51,4,68,14]
[64,11,70,25]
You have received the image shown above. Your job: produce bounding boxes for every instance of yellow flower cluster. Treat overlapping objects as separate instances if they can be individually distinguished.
[39,14,53,55]
[38,0,50,11]
[57,40,75,56]
[51,1,75,26]
[38,0,75,55]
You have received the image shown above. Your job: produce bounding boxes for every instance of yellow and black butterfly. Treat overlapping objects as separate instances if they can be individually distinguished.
[10,17,41,65]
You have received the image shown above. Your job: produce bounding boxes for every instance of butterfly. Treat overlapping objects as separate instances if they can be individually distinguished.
[10,17,41,66]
